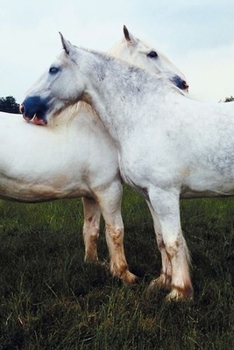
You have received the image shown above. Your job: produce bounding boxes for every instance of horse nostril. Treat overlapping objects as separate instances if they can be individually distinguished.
[182,80,189,90]
[19,104,24,114]
[171,76,189,91]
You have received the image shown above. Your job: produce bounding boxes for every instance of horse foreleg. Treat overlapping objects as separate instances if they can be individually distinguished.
[150,248,172,290]
[82,197,101,262]
[96,183,137,285]
[146,200,172,290]
[148,188,193,301]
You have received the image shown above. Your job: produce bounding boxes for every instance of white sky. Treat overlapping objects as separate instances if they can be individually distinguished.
[0,0,234,102]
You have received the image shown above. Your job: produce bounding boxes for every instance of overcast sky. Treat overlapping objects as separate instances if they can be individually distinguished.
[1,0,234,103]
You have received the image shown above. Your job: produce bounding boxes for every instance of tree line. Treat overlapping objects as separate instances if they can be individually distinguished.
[0,96,20,114]
[223,96,234,102]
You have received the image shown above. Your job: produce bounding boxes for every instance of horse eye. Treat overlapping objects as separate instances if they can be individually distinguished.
[49,67,59,74]
[147,51,158,59]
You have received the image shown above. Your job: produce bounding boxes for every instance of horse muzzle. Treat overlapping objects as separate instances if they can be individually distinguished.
[171,75,189,92]
[20,96,49,126]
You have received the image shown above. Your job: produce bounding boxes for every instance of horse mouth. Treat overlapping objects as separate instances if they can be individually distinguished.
[23,113,47,126]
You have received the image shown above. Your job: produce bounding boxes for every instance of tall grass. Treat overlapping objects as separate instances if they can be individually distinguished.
[0,186,234,349]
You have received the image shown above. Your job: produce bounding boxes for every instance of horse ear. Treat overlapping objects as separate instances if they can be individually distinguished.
[59,32,72,55]
[123,25,137,46]
[123,25,131,42]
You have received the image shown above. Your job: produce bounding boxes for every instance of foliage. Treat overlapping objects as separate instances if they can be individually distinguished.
[0,188,234,349]
[0,96,20,114]
[222,95,234,103]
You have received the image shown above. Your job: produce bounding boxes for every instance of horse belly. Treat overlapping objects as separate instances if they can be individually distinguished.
[180,166,234,199]
[0,162,92,203]
[0,176,91,203]
[181,188,234,199]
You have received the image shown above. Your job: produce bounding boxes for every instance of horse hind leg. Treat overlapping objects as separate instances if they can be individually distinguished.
[95,183,138,285]
[82,197,101,262]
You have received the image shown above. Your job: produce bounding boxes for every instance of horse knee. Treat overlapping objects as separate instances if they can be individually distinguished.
[106,225,124,244]
[164,234,189,260]
[164,239,181,259]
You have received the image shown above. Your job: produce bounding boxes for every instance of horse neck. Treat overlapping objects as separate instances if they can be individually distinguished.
[108,40,129,61]
[82,52,158,144]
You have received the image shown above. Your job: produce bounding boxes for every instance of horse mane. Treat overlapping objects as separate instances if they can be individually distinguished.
[81,48,188,99]
[52,101,98,128]
[59,46,188,116]
[81,47,142,73]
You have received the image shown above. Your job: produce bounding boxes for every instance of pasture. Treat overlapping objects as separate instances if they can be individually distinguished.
[0,185,234,349]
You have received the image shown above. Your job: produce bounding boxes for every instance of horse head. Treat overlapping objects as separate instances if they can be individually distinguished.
[21,34,86,125]
[110,25,189,91]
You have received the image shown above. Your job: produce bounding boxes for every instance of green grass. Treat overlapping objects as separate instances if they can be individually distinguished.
[0,187,234,349]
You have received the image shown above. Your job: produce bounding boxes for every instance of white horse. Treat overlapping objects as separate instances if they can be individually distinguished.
[2,27,188,285]
[21,33,234,301]
[15,28,188,283]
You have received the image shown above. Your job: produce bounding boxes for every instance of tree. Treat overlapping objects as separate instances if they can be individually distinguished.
[223,95,234,103]
[0,96,20,114]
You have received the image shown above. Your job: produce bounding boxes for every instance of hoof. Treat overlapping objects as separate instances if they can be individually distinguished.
[148,275,171,291]
[84,258,109,272]
[121,270,138,285]
[84,254,99,263]
[165,287,194,302]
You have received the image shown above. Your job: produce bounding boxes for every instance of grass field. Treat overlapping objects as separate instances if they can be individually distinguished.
[0,186,234,349]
